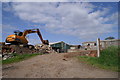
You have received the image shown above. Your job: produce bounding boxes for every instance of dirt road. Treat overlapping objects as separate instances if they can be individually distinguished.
[3,53,118,78]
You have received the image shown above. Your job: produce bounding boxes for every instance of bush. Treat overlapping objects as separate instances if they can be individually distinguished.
[78,46,119,71]
[98,46,119,67]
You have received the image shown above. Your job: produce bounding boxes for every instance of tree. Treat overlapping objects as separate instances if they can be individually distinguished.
[105,36,115,40]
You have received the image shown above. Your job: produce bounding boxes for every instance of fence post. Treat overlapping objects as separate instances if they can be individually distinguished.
[97,38,100,57]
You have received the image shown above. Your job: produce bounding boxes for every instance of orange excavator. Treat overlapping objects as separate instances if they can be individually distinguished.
[2,28,49,54]
[6,28,49,45]
[1,29,50,60]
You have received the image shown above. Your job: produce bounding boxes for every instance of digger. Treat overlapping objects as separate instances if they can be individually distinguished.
[6,28,49,45]
[4,28,49,54]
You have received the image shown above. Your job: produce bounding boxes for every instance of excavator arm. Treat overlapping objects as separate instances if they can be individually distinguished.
[22,29,49,45]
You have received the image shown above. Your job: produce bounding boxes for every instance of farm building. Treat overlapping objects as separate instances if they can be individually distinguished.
[67,45,81,52]
[69,45,81,49]
[35,41,81,53]
[82,39,120,50]
[49,41,70,53]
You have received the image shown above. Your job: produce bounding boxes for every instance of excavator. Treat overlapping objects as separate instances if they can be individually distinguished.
[6,28,49,45]
[2,28,49,54]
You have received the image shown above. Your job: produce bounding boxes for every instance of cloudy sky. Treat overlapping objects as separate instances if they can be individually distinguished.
[2,2,118,45]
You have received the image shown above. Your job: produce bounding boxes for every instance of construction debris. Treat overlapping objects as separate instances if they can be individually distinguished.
[1,42,56,60]
[1,28,57,60]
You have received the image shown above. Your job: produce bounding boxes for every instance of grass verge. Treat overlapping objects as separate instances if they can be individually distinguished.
[2,53,42,64]
[77,46,120,72]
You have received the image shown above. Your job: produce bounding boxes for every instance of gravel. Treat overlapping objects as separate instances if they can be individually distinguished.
[2,53,118,78]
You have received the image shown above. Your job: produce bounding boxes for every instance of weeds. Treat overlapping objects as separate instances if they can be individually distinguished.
[2,53,42,64]
[78,46,119,72]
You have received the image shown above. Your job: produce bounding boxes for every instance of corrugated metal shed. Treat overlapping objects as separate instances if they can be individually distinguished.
[50,41,70,53]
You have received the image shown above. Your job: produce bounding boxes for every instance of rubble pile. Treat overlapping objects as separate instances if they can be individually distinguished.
[1,43,57,60]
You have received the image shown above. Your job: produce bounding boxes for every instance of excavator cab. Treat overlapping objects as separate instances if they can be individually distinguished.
[6,30,28,44]
[14,30,23,36]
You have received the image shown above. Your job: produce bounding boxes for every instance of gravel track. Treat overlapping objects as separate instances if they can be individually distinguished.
[2,53,118,78]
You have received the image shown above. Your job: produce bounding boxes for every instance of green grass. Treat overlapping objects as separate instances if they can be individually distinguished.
[77,46,120,72]
[2,53,42,64]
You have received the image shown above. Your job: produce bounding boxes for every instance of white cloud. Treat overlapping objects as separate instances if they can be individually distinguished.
[9,2,117,39]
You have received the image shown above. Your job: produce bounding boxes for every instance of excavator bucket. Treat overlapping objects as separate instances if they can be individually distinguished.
[43,40,49,45]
